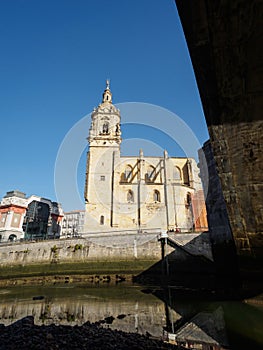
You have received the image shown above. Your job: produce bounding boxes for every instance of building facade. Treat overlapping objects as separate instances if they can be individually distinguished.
[0,191,28,242]
[84,82,208,234]
[0,191,63,242]
[23,195,64,240]
[61,210,85,238]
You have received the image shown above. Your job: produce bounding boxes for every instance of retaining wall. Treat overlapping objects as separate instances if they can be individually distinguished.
[0,233,163,267]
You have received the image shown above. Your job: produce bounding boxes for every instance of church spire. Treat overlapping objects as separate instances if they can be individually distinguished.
[102,79,112,103]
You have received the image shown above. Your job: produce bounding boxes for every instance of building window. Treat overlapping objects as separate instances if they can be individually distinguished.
[0,213,7,228]
[102,122,109,134]
[186,192,192,207]
[124,165,133,181]
[173,166,181,181]
[146,166,155,182]
[8,234,17,242]
[153,190,161,202]
[100,175,105,181]
[121,165,133,183]
[183,161,192,186]
[100,215,104,225]
[11,213,21,228]
[127,190,134,203]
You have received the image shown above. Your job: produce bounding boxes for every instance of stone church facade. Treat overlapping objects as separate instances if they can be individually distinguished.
[84,82,207,233]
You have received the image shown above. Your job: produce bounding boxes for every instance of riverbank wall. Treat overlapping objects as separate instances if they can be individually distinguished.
[0,232,213,267]
[0,232,162,266]
[0,232,217,289]
[0,233,163,282]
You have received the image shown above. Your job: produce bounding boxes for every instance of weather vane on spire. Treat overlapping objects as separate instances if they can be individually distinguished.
[106,79,110,90]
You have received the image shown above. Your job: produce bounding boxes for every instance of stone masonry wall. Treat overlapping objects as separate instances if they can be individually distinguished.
[176,0,263,258]
[0,232,212,268]
[0,236,162,267]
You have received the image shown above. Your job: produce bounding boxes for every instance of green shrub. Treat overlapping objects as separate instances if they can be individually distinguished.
[74,244,83,251]
[51,245,58,253]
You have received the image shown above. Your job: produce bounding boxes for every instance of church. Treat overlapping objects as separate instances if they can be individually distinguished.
[84,82,207,233]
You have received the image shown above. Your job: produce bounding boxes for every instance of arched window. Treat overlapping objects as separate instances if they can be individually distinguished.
[127,190,134,202]
[8,234,17,242]
[102,122,109,134]
[124,165,133,181]
[100,215,104,225]
[173,166,181,181]
[153,190,161,202]
[146,165,155,182]
[183,161,192,186]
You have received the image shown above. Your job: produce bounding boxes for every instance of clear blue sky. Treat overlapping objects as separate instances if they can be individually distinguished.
[0,0,209,211]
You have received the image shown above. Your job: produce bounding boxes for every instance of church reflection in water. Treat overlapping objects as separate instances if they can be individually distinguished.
[0,284,262,349]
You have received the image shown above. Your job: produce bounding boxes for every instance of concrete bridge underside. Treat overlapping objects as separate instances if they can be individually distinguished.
[175,0,263,260]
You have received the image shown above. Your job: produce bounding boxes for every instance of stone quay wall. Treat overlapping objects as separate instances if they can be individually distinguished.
[0,233,163,267]
[0,231,214,286]
[0,231,213,269]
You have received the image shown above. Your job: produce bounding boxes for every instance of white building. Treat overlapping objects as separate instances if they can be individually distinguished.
[0,191,28,242]
[61,210,85,238]
[84,82,207,233]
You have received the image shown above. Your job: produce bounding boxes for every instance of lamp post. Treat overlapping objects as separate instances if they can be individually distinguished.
[160,230,169,276]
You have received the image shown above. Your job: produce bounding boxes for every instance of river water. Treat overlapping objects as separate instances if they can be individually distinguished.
[0,283,262,349]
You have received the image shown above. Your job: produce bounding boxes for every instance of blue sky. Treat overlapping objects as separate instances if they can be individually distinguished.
[0,0,209,211]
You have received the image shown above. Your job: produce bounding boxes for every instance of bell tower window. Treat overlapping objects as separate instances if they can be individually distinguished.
[102,122,109,134]
[102,80,112,103]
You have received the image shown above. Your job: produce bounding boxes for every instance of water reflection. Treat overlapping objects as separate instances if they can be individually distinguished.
[152,287,263,350]
[0,284,166,338]
[0,284,262,349]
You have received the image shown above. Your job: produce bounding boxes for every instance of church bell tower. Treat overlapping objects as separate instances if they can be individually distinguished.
[88,80,121,148]
[84,81,122,230]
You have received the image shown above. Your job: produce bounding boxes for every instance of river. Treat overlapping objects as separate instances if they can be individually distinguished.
[0,283,262,349]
